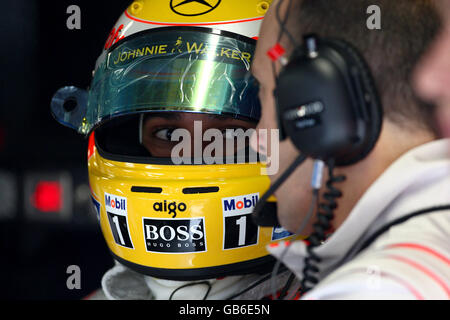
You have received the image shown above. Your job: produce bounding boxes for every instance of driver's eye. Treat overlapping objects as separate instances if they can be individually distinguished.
[153,128,175,141]
[221,128,250,140]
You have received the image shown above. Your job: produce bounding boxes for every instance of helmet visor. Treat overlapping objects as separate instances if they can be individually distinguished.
[80,27,260,134]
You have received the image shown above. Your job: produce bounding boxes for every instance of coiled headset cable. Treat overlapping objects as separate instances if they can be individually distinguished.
[300,158,345,294]
[269,159,324,299]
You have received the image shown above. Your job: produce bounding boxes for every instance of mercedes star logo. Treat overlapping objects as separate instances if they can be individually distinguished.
[170,0,221,16]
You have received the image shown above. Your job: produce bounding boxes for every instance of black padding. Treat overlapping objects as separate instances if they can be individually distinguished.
[95,115,151,157]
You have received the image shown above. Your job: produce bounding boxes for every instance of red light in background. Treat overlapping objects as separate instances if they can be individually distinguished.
[31,181,63,212]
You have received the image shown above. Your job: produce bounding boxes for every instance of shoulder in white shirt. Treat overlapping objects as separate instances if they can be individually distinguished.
[268,139,450,300]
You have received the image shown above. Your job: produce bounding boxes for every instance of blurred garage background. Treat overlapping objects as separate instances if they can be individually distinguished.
[0,0,132,299]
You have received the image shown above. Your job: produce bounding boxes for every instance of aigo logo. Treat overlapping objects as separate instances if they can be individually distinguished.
[153,200,187,218]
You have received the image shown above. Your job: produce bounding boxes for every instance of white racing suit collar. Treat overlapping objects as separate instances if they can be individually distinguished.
[101,260,295,300]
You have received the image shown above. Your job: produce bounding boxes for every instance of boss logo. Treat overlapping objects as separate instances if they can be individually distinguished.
[143,218,206,253]
[153,200,187,218]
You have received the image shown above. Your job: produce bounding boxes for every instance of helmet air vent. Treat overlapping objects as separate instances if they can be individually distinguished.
[131,186,163,193]
[182,187,220,194]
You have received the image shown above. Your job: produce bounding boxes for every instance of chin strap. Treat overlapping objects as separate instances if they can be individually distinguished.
[169,281,212,300]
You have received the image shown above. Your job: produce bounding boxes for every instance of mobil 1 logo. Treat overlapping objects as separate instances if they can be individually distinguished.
[143,217,206,253]
[222,193,259,250]
[105,193,134,249]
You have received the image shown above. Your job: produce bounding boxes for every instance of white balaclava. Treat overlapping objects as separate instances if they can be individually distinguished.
[101,260,294,300]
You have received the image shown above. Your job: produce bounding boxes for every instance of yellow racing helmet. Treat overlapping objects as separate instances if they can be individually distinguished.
[51,0,297,281]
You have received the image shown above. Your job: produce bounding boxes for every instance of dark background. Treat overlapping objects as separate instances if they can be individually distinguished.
[0,0,131,299]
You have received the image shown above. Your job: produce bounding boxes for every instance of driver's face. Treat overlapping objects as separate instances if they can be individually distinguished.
[141,112,256,157]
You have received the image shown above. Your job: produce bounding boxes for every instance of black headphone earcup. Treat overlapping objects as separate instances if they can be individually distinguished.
[274,35,383,166]
[323,39,383,165]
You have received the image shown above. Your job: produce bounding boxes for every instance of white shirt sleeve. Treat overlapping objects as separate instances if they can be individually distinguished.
[302,211,450,300]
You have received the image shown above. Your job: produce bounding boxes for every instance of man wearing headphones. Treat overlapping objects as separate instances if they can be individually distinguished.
[250,0,450,299]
